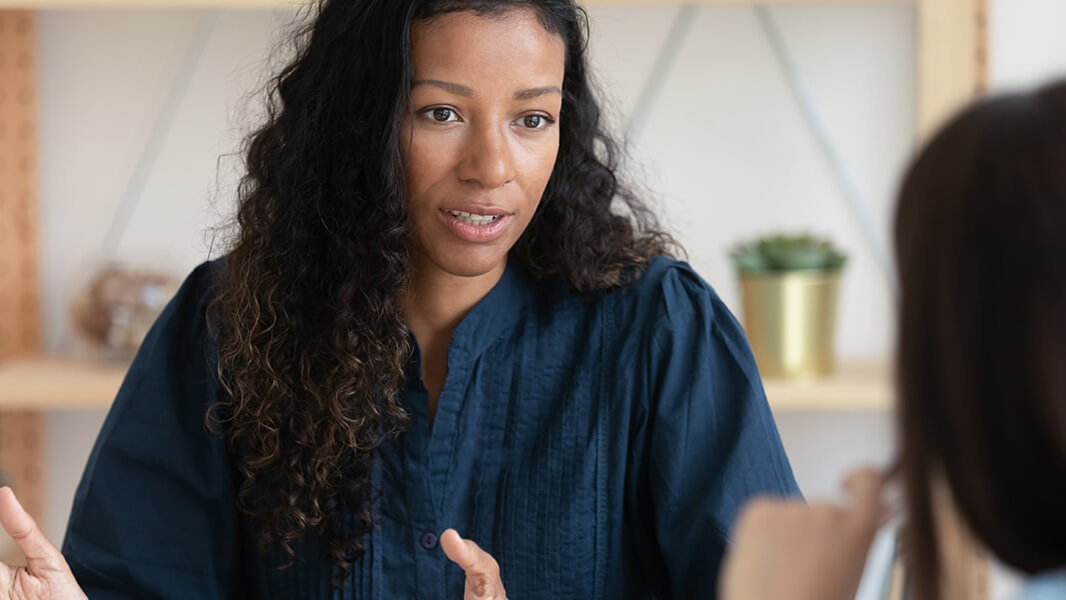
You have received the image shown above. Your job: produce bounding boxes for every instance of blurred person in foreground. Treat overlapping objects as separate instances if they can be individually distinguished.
[722,79,1066,600]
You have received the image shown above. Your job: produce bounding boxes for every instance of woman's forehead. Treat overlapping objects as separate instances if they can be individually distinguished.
[409,9,566,90]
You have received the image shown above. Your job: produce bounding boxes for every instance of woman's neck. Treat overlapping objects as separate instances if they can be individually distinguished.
[403,259,506,342]
[403,257,506,429]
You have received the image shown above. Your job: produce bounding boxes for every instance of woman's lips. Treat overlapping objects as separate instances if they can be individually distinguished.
[442,205,511,217]
[438,209,513,243]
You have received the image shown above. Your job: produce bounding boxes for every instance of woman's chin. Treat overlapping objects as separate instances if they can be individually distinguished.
[416,248,510,281]
[440,257,508,279]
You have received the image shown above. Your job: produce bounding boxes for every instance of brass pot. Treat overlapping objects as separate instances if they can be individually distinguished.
[739,270,841,379]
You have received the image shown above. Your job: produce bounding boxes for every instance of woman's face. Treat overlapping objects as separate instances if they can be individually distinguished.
[402,8,565,281]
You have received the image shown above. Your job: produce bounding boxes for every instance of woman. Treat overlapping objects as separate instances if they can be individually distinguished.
[0,1,798,598]
[721,80,1066,599]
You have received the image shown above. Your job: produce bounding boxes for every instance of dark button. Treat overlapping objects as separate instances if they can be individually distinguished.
[420,531,438,550]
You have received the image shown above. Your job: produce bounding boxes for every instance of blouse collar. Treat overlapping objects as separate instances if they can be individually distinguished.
[447,257,538,361]
[405,257,539,390]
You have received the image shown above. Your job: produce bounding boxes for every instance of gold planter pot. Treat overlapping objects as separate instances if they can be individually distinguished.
[739,270,841,379]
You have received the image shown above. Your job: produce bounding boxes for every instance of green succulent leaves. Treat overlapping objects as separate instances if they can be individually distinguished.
[730,233,846,274]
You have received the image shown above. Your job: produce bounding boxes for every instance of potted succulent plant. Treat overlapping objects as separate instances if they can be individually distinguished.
[730,233,846,378]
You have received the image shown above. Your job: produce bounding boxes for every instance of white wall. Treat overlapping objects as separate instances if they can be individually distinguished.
[38,10,284,357]
[38,9,285,544]
[588,3,910,363]
[989,0,1066,93]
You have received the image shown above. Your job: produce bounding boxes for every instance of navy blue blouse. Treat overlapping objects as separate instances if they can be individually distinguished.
[62,256,798,599]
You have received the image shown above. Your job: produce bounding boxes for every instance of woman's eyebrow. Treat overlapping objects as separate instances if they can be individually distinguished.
[412,79,562,101]
[513,86,562,101]
[413,79,474,96]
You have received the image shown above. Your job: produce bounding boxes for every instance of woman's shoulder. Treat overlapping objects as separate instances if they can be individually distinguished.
[129,256,226,369]
[605,256,759,381]
[612,256,731,328]
[184,255,226,306]
[163,256,226,326]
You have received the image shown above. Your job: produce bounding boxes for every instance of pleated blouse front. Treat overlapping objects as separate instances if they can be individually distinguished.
[62,256,798,599]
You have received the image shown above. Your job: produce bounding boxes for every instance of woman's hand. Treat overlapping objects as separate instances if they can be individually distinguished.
[0,487,86,599]
[440,529,507,600]
[719,468,887,600]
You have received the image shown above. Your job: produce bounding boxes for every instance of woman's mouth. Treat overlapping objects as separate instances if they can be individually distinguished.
[447,210,502,227]
[439,208,513,243]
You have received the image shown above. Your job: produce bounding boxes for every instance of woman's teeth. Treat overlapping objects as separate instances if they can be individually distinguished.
[448,210,501,226]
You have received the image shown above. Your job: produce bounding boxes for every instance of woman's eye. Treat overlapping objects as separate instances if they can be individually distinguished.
[425,107,459,123]
[520,114,553,130]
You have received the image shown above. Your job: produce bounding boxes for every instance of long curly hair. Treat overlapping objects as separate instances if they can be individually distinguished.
[208,0,678,586]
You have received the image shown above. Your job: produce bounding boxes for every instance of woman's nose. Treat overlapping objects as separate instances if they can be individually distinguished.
[456,123,517,189]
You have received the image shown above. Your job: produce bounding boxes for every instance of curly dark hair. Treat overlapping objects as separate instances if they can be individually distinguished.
[207,0,678,587]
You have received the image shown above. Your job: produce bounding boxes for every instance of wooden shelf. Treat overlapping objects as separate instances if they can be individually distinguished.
[764,361,893,412]
[0,356,892,412]
[0,357,127,410]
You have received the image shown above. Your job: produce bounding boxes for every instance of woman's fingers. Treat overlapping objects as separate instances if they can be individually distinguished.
[440,529,474,570]
[841,467,888,534]
[0,487,66,575]
[441,529,507,600]
[0,487,87,599]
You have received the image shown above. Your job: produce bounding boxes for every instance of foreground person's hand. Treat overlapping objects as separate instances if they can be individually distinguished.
[719,468,887,600]
[0,487,86,600]
[441,529,507,600]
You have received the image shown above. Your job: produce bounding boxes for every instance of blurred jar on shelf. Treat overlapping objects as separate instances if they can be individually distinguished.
[70,263,179,361]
